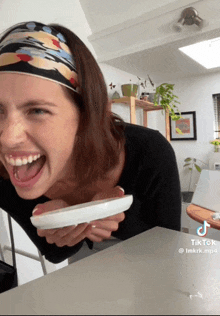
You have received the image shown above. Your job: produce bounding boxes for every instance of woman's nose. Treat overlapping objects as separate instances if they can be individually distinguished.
[0,117,27,148]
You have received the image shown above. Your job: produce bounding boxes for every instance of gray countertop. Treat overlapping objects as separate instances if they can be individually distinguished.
[0,226,219,315]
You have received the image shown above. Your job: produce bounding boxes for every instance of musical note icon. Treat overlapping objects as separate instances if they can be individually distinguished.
[197,221,210,237]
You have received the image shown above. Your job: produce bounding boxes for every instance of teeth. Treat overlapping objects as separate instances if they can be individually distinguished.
[22,158,28,165]
[5,154,41,166]
[15,158,22,166]
[28,156,33,163]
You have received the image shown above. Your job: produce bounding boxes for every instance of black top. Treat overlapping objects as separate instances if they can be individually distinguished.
[0,123,181,263]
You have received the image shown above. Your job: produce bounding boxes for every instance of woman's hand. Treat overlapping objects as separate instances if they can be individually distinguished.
[32,186,125,247]
[32,199,92,247]
[86,186,125,242]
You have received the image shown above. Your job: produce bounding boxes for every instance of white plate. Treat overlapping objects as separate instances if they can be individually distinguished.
[30,195,133,229]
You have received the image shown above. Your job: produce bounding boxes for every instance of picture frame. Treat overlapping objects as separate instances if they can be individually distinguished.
[169,111,197,141]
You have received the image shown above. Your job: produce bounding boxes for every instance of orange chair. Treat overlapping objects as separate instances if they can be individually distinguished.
[186,204,220,230]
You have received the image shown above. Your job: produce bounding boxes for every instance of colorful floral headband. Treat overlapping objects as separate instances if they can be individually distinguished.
[0,21,79,93]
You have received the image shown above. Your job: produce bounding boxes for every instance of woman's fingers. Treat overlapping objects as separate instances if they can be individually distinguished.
[65,225,92,247]
[56,226,77,238]
[86,211,125,242]
[33,199,69,216]
[37,223,92,247]
[110,212,125,222]
[91,212,125,224]
[56,224,92,247]
[37,225,76,237]
[86,233,106,243]
[89,220,119,232]
[86,226,115,242]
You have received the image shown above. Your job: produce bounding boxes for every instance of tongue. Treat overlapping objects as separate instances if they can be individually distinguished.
[13,156,45,182]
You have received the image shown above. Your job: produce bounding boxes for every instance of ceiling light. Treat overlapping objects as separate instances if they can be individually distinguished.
[173,7,204,32]
[179,37,220,69]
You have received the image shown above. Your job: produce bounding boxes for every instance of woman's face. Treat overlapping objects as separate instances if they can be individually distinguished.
[0,73,80,200]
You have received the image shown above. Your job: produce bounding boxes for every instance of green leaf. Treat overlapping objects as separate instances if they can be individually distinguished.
[184,158,192,162]
[175,127,184,135]
[172,116,181,121]
[183,163,191,167]
[195,164,202,173]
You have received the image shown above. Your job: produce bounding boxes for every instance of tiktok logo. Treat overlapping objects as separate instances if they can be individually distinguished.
[197,221,211,237]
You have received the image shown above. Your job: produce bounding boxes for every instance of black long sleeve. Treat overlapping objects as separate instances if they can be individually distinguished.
[138,131,181,231]
[113,125,181,239]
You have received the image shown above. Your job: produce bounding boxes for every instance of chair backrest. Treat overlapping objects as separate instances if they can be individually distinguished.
[192,169,220,212]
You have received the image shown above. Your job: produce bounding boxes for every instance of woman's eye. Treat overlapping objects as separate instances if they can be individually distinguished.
[28,109,50,115]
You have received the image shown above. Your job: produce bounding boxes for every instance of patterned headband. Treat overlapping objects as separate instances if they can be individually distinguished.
[0,21,79,93]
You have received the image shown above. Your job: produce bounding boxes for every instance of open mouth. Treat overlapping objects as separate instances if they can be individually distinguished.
[13,155,46,182]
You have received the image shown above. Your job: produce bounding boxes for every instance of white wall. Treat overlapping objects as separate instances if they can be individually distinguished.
[165,72,219,192]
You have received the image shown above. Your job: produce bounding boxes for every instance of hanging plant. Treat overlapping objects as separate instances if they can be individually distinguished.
[153,83,182,121]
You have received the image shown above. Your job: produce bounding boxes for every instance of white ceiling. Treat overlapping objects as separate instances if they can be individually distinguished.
[79,0,220,82]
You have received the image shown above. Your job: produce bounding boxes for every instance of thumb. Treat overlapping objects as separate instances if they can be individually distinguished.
[32,199,69,216]
[92,186,125,201]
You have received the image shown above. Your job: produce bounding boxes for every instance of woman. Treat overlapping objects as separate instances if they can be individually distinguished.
[0,21,181,264]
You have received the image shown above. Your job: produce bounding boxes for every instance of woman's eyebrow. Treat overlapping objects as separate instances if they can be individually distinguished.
[20,100,57,107]
[0,99,57,108]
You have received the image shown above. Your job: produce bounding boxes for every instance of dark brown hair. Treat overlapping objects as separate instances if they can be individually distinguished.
[0,22,126,191]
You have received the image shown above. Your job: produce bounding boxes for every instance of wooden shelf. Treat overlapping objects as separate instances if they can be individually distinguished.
[112,96,163,111]
[111,96,170,142]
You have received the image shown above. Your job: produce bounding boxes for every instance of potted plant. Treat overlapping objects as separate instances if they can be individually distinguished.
[182,157,206,203]
[208,139,220,169]
[153,83,182,121]
[121,79,138,97]
[210,139,220,152]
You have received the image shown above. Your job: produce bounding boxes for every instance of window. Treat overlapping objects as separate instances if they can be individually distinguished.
[212,94,220,139]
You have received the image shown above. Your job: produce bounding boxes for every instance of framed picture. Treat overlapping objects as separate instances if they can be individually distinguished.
[169,111,197,141]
